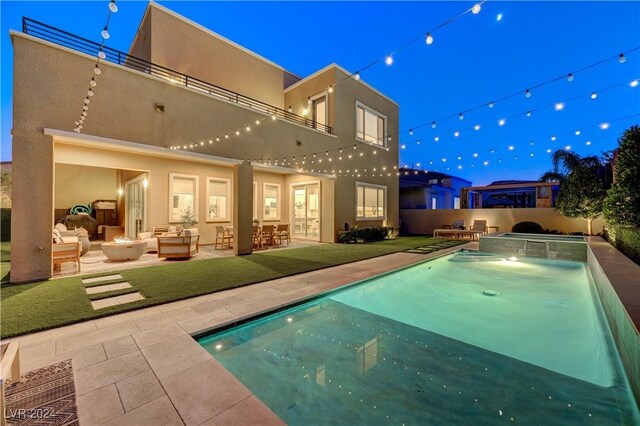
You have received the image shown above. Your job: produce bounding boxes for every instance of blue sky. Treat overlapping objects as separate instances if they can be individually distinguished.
[1,1,639,185]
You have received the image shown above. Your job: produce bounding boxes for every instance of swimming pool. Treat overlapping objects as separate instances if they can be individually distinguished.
[497,233,586,242]
[199,252,639,424]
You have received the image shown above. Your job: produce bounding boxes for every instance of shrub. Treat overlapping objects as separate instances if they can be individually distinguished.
[604,225,640,266]
[603,125,640,227]
[512,221,544,234]
[337,227,397,243]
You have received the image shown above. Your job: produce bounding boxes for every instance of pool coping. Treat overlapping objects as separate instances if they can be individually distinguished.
[6,243,475,425]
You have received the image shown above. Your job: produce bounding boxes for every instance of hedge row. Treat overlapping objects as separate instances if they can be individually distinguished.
[604,225,640,266]
[337,227,398,243]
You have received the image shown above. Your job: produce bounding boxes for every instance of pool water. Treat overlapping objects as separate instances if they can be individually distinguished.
[498,233,586,242]
[199,252,640,425]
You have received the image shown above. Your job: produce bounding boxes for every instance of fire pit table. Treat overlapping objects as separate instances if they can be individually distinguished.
[101,240,148,261]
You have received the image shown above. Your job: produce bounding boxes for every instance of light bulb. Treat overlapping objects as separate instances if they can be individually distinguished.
[630,80,639,87]
[83,106,88,111]
[302,108,308,116]
[526,111,532,118]
[497,13,503,21]
[307,97,312,105]
[271,113,277,120]
[101,27,110,39]
[288,106,292,113]
[98,50,106,60]
[586,141,592,146]
[473,152,478,158]
[546,149,552,153]
[434,136,439,142]
[235,130,240,135]
[328,85,334,93]
[109,0,118,13]
[498,118,506,126]
[409,129,414,136]
[90,78,97,87]
[567,73,574,82]
[551,135,557,141]
[94,65,101,75]
[256,119,260,125]
[87,89,94,97]
[425,33,434,45]
[508,145,514,151]
[575,130,581,136]
[454,131,460,137]
[565,145,571,151]
[459,113,464,120]
[354,72,360,81]
[216,137,220,142]
[554,102,564,111]
[387,135,392,142]
[225,133,229,139]
[619,53,626,64]
[525,89,531,98]
[591,92,598,99]
[385,55,393,66]
[245,125,251,132]
[600,122,610,130]
[483,161,489,166]
[84,98,90,104]
[474,125,480,130]
[431,121,437,129]
[488,102,494,108]
[472,3,481,14]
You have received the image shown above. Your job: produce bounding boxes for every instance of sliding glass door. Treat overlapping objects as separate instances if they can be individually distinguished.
[292,183,320,239]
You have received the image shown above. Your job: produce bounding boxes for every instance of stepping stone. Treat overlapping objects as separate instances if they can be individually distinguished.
[82,274,124,284]
[85,282,133,295]
[91,292,145,310]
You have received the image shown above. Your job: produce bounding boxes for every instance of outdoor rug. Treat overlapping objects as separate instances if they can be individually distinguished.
[3,359,78,426]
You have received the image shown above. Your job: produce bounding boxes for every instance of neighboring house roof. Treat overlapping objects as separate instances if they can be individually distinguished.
[399,168,471,186]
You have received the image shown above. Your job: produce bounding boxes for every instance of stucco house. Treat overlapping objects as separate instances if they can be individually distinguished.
[10,2,399,283]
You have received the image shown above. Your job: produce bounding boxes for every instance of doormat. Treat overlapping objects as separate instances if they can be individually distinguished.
[3,359,78,426]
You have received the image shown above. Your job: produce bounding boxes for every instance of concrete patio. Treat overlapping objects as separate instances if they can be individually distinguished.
[7,243,474,425]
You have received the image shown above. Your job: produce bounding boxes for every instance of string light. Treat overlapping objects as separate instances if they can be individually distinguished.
[600,122,610,130]
[591,92,598,99]
[619,53,626,64]
[554,102,565,111]
[385,55,393,66]
[472,3,482,14]
[498,118,506,126]
[496,13,503,21]
[525,89,531,98]
[354,72,360,81]
[101,26,110,39]
[458,113,464,120]
[328,85,334,94]
[526,111,532,118]
[474,125,481,131]
[488,102,494,108]
[425,33,434,45]
[631,79,639,87]
[567,73,574,82]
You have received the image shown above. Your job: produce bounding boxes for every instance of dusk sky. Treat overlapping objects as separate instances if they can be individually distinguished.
[1,1,639,185]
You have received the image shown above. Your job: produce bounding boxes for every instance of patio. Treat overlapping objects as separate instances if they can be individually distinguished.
[54,239,322,278]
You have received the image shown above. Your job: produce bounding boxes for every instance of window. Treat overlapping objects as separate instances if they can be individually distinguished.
[169,173,198,223]
[263,183,281,221]
[356,182,386,220]
[454,197,461,209]
[356,102,386,146]
[431,196,438,210]
[313,96,327,129]
[206,178,230,221]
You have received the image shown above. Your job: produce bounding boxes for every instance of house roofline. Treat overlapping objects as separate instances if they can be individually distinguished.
[146,1,294,74]
[284,63,398,107]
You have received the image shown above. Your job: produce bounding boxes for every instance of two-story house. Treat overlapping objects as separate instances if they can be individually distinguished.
[10,2,399,282]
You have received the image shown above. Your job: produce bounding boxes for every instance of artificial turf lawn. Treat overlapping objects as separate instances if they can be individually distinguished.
[0,237,461,338]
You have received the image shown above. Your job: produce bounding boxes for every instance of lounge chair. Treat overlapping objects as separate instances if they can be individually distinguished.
[52,239,81,272]
[138,225,178,252]
[470,220,488,235]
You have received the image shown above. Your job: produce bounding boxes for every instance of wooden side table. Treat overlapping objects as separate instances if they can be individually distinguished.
[104,226,125,242]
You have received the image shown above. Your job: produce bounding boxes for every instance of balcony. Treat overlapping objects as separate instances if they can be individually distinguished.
[22,17,333,134]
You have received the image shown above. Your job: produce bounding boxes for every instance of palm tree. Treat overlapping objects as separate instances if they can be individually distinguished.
[540,149,606,235]
[539,150,602,184]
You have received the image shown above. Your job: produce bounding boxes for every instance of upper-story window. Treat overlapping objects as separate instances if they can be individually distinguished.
[312,93,327,130]
[356,101,386,146]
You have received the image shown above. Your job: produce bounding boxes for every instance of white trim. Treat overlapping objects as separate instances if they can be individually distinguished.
[355,101,388,148]
[283,63,398,107]
[290,180,321,241]
[355,181,387,221]
[148,2,289,72]
[205,177,232,222]
[262,182,281,222]
[169,173,199,224]
[124,173,149,239]
[253,181,259,221]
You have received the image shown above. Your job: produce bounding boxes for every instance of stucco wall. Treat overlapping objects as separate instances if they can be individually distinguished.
[144,5,286,108]
[400,208,605,235]
[54,164,118,209]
